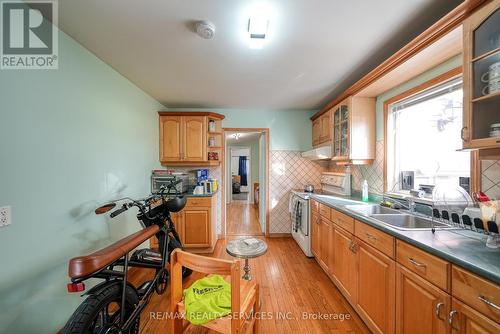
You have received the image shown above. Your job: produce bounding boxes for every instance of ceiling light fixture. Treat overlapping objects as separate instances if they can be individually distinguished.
[232,133,241,140]
[244,2,274,49]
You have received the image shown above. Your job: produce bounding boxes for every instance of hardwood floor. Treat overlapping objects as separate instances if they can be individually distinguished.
[130,237,370,334]
[226,202,263,236]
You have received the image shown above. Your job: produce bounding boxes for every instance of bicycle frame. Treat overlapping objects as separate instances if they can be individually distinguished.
[70,213,175,332]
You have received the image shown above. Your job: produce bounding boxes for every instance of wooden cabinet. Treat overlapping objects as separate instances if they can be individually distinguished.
[158,112,224,165]
[332,226,358,302]
[183,116,207,161]
[462,0,500,150]
[396,264,450,334]
[356,239,395,334]
[449,298,500,334]
[150,196,217,253]
[311,211,321,258]
[159,116,182,162]
[331,96,375,164]
[319,217,332,270]
[312,110,332,147]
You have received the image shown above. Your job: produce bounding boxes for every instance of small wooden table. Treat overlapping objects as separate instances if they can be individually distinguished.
[226,238,268,280]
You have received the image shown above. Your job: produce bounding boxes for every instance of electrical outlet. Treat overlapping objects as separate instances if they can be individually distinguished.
[0,206,11,227]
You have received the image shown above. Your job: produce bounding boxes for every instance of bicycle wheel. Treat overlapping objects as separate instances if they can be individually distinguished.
[62,284,139,334]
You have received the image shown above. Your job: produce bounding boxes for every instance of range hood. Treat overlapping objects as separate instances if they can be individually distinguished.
[301,145,332,160]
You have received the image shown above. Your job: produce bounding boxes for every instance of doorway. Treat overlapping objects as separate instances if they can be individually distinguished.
[223,128,269,236]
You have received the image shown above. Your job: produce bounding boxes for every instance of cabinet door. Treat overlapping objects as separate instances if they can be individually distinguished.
[319,217,330,269]
[172,212,183,244]
[320,111,332,142]
[396,264,450,334]
[333,227,358,302]
[311,212,321,258]
[183,208,210,247]
[312,119,321,146]
[450,298,500,334]
[183,116,207,161]
[159,116,182,162]
[327,220,335,275]
[356,240,395,334]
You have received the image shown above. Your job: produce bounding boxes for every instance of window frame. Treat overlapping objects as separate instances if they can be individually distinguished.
[383,66,480,193]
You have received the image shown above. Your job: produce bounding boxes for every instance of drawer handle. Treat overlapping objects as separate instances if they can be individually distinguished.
[409,258,426,268]
[478,295,500,311]
[448,310,459,330]
[435,302,444,320]
[366,233,377,241]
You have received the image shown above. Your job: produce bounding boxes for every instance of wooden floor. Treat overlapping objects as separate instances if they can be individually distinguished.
[130,237,370,334]
[226,202,263,236]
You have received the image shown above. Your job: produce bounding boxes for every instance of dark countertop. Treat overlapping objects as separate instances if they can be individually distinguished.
[310,194,500,285]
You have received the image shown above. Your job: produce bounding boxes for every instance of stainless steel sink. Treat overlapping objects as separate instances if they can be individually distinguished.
[345,204,403,216]
[371,214,453,230]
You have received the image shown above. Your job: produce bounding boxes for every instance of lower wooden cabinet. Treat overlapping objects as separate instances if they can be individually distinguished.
[183,208,210,247]
[150,196,217,253]
[319,217,330,268]
[311,211,320,258]
[450,298,500,334]
[356,240,395,334]
[332,226,358,302]
[396,264,450,334]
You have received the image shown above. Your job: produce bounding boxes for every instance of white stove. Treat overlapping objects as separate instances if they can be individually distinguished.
[289,172,351,258]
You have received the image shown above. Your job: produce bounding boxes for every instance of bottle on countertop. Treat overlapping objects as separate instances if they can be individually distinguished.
[362,180,369,202]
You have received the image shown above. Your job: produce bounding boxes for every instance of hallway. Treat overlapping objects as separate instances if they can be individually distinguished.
[226,202,262,235]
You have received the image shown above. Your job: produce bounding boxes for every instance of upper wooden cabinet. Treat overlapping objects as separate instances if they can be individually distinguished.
[158,112,224,165]
[312,109,332,147]
[332,96,376,164]
[462,0,500,150]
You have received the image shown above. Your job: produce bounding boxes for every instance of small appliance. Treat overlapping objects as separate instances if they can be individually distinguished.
[151,170,189,194]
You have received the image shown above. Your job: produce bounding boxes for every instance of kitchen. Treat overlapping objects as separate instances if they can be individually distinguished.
[0,1,499,333]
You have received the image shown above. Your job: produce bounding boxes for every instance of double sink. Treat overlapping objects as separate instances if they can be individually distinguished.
[344,204,453,230]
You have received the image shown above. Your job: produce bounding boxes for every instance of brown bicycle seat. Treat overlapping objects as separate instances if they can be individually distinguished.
[68,225,160,279]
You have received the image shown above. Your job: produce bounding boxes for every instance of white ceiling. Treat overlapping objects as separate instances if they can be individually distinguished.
[58,0,461,110]
[226,132,262,144]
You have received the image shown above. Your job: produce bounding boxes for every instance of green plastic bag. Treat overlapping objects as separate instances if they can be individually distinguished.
[183,274,232,325]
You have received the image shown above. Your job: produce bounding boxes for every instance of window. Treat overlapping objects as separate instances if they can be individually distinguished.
[387,77,470,193]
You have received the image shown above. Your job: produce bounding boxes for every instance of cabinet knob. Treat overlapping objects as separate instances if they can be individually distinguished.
[448,310,459,330]
[435,302,444,320]
[460,126,468,141]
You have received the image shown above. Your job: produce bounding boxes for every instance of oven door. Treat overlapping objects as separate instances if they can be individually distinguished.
[299,199,309,236]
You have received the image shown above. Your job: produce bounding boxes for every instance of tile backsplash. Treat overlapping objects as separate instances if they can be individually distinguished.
[481,160,500,199]
[269,150,327,233]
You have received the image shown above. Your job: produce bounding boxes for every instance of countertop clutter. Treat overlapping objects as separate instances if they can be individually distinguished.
[311,194,500,284]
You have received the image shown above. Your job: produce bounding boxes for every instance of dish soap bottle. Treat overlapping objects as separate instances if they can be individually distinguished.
[362,180,369,202]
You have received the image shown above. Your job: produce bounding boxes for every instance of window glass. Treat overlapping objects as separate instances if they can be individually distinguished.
[387,79,470,192]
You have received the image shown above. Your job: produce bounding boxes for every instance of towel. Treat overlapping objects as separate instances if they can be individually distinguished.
[183,275,231,325]
[293,200,302,233]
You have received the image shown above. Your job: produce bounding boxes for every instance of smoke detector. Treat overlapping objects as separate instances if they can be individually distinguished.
[195,21,215,39]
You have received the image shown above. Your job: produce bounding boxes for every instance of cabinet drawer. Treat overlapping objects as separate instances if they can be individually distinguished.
[396,240,450,292]
[186,197,211,207]
[452,266,500,323]
[355,220,395,258]
[310,199,319,213]
[319,203,331,220]
[331,209,354,234]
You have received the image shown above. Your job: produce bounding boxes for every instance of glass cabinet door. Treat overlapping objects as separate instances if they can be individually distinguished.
[468,6,500,142]
[340,105,349,156]
[333,107,341,156]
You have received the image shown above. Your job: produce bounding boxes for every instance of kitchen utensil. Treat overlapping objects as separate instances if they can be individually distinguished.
[473,218,485,231]
[490,123,500,137]
[193,186,204,195]
[304,184,314,193]
[433,184,473,209]
[481,61,500,95]
[487,221,499,234]
[462,215,472,228]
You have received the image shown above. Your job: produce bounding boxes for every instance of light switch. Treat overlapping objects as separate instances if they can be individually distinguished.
[0,206,11,227]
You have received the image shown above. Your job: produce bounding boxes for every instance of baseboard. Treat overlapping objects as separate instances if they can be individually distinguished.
[268,233,292,238]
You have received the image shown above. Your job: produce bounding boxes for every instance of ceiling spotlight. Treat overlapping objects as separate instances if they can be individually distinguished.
[196,21,215,39]
[248,17,268,49]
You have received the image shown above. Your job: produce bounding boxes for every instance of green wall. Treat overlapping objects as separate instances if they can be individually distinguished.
[0,28,164,333]
[375,54,462,140]
[166,108,316,151]
[229,138,260,188]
